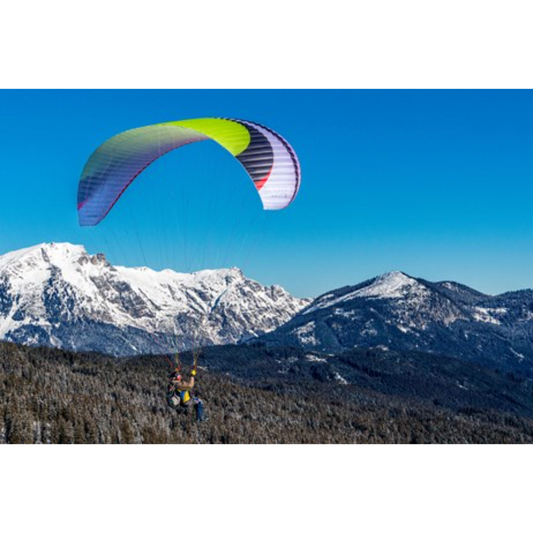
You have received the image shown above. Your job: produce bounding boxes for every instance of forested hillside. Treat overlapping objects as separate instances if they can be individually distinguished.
[2,341,533,444]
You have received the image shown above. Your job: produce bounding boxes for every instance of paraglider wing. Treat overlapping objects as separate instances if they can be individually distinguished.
[77,118,301,226]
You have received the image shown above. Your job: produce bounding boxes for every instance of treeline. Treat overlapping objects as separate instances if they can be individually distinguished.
[1,341,533,444]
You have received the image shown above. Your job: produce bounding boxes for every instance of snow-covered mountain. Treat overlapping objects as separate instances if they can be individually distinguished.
[5,245,533,377]
[261,271,533,376]
[0,243,309,356]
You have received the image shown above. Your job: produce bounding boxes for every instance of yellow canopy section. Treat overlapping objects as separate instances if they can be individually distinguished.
[164,118,251,156]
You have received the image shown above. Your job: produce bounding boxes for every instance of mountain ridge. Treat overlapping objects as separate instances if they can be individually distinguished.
[0,242,309,355]
[261,271,533,377]
[4,243,533,378]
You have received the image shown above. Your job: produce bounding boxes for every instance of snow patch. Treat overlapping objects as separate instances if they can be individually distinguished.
[397,324,411,334]
[334,372,348,385]
[472,307,507,325]
[510,347,525,361]
[294,321,318,347]
[305,354,327,363]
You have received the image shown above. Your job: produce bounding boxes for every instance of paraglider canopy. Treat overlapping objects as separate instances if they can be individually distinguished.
[77,118,301,226]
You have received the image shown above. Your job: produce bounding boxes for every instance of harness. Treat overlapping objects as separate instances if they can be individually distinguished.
[177,388,192,405]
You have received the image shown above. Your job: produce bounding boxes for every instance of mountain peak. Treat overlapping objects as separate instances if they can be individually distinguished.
[363,271,418,298]
[0,242,307,355]
[0,242,89,266]
[304,271,423,315]
[263,270,533,377]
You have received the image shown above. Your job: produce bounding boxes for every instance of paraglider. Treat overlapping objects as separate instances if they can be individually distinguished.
[167,367,207,422]
[78,117,301,226]
[78,117,301,422]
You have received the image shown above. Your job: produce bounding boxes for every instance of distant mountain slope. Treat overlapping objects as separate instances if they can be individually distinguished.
[0,243,309,356]
[262,271,533,376]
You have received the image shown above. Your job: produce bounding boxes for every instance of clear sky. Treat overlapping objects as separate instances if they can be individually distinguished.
[1,90,533,298]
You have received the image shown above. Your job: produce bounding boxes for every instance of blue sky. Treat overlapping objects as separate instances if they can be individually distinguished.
[1,90,533,298]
